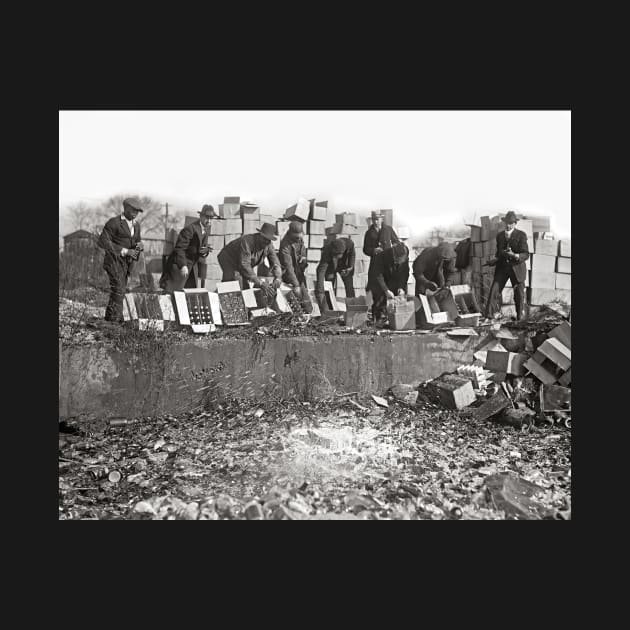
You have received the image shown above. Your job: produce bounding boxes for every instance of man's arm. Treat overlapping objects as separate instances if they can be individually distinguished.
[443,259,457,286]
[315,258,327,298]
[279,241,299,286]
[98,219,126,257]
[363,229,378,257]
[412,254,429,283]
[266,246,283,281]
[238,237,258,284]
[514,231,529,262]
[395,261,409,293]
[173,224,194,269]
[347,240,356,271]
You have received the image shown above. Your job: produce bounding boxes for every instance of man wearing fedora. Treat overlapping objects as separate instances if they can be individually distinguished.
[218,222,282,290]
[279,221,309,292]
[315,237,356,311]
[484,210,529,321]
[98,197,145,323]
[160,204,216,293]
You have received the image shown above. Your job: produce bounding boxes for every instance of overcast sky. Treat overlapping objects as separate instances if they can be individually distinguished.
[59,110,571,238]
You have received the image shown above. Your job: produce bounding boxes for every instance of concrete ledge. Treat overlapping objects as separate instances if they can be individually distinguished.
[59,334,477,420]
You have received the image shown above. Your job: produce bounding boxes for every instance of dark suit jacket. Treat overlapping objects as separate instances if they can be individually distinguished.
[412,243,457,293]
[315,238,356,295]
[363,225,400,257]
[279,234,307,287]
[367,247,409,295]
[494,228,529,283]
[160,220,209,291]
[98,216,142,273]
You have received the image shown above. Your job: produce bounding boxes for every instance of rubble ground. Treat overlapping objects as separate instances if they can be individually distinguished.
[58,398,571,520]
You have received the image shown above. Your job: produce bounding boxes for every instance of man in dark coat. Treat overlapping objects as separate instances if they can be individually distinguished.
[315,237,356,310]
[363,210,400,277]
[160,204,216,293]
[97,197,145,322]
[217,222,282,289]
[412,241,457,296]
[279,221,308,291]
[484,210,529,321]
[368,242,410,323]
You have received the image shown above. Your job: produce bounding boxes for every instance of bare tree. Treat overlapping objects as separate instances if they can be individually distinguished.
[67,201,94,231]
[98,194,168,238]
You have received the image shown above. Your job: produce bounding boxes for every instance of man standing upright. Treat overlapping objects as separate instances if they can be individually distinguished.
[484,210,529,321]
[160,204,216,293]
[315,237,356,311]
[363,210,400,272]
[218,222,282,290]
[98,197,145,323]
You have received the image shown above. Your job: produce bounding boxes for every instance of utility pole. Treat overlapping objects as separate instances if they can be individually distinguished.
[161,202,170,274]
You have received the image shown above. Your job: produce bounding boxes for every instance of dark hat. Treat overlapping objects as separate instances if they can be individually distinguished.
[371,210,384,220]
[331,239,346,255]
[288,221,304,235]
[122,197,144,212]
[256,222,277,241]
[502,210,519,224]
[200,204,217,218]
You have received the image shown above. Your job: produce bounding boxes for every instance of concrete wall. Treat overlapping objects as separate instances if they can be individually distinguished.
[59,334,476,420]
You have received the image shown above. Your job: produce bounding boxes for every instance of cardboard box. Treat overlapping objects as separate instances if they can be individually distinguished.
[524,358,557,385]
[308,220,327,235]
[548,321,571,350]
[428,375,476,410]
[473,242,484,258]
[307,248,321,262]
[483,240,495,258]
[529,270,556,289]
[534,238,558,256]
[555,273,571,290]
[381,209,393,226]
[240,205,260,221]
[538,338,571,371]
[556,257,571,274]
[530,253,557,274]
[486,350,528,375]
[559,240,571,257]
[207,234,225,250]
[219,203,241,219]
[335,212,357,226]
[310,202,328,221]
[309,234,325,249]
[284,198,310,221]
[470,226,482,242]
[243,219,262,234]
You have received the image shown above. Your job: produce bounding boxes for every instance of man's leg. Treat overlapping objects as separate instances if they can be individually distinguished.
[509,270,526,320]
[372,290,387,322]
[105,261,127,323]
[342,271,356,298]
[485,268,509,319]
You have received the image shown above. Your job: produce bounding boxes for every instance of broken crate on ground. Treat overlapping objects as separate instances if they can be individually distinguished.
[426,374,476,410]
